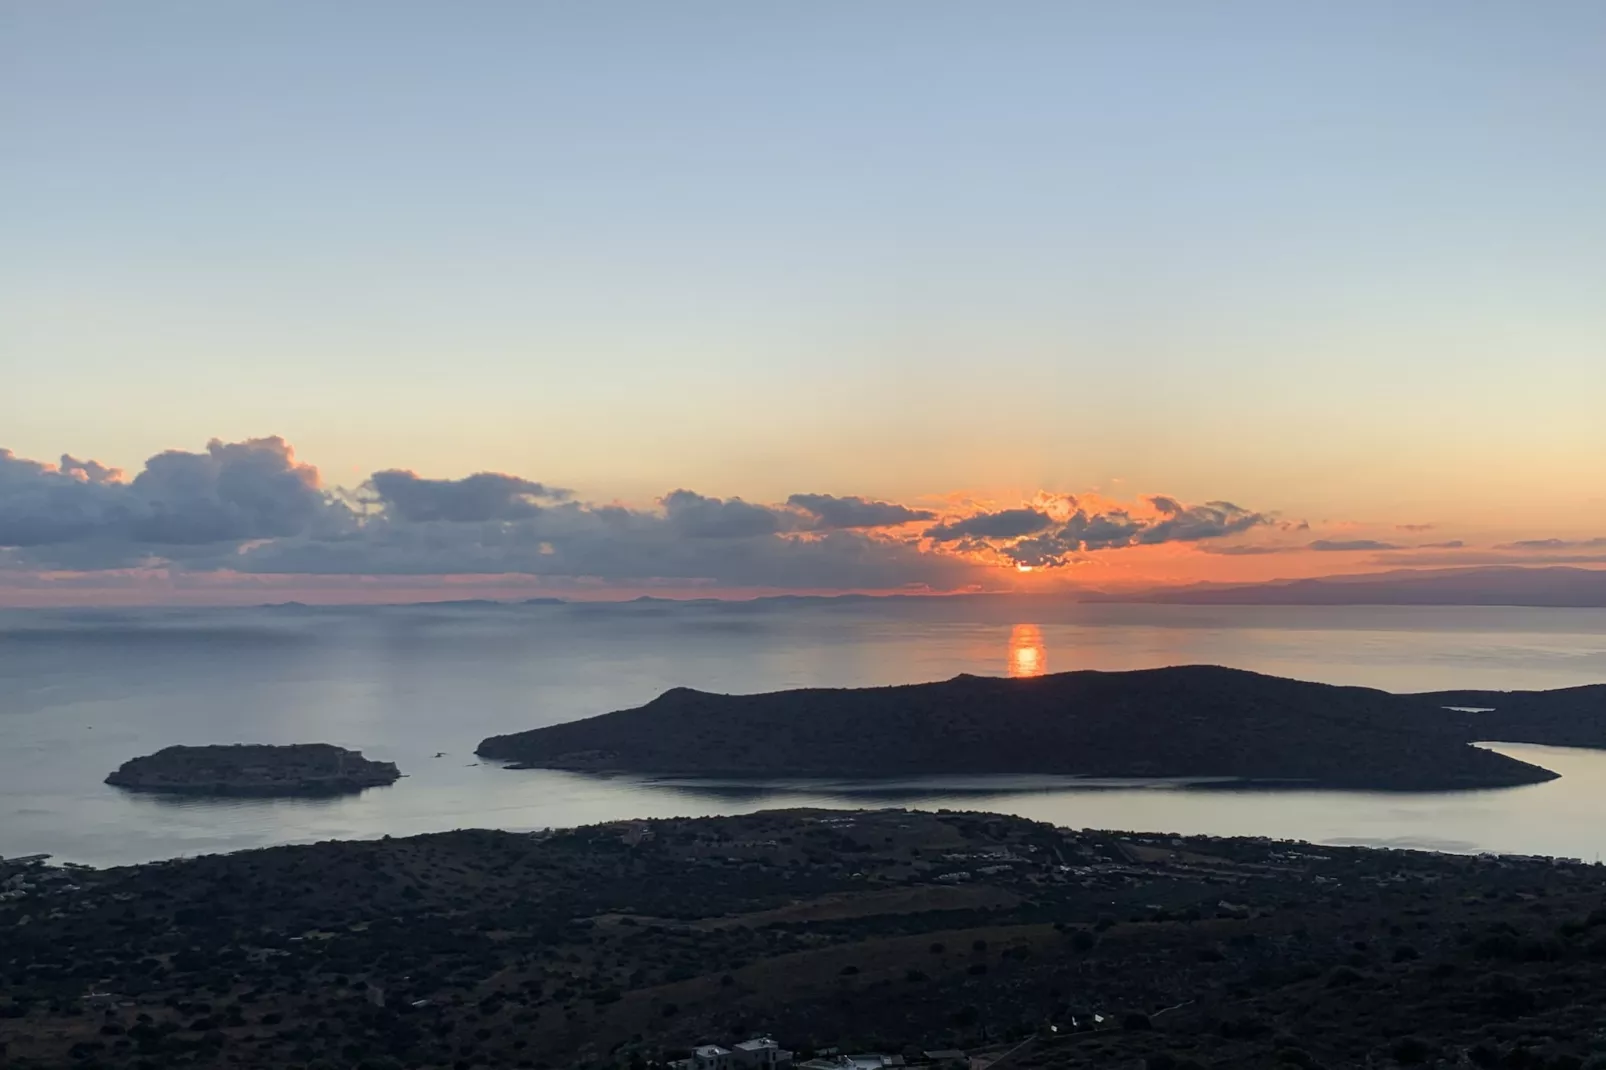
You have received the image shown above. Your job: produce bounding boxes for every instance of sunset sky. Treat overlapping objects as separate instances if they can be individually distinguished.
[4,3,1604,604]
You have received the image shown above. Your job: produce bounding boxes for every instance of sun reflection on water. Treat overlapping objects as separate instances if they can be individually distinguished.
[1009,623,1046,677]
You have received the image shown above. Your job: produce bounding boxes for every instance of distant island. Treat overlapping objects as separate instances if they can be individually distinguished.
[477,665,1606,791]
[1085,565,1606,607]
[105,743,401,796]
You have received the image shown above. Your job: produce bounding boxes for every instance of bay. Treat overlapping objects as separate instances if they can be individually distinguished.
[2,599,1603,866]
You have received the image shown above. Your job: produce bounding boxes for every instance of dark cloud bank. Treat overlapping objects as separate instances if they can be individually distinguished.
[958,498,1270,568]
[0,436,1345,590]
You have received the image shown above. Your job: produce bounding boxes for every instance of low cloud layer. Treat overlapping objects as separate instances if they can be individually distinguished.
[787,493,936,530]
[0,435,1429,592]
[1310,539,1403,552]
[994,498,1270,568]
[0,438,336,552]
[365,470,567,523]
[925,507,1055,542]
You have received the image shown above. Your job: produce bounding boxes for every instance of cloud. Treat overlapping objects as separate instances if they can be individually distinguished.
[128,438,335,544]
[1309,539,1403,552]
[984,500,1270,567]
[366,470,568,523]
[59,455,123,484]
[6,435,1452,593]
[1494,537,1606,551]
[1396,523,1436,532]
[0,449,134,546]
[661,490,796,538]
[232,503,974,590]
[786,493,935,529]
[0,438,342,554]
[924,507,1055,542]
[1417,540,1465,550]
[1137,500,1265,545]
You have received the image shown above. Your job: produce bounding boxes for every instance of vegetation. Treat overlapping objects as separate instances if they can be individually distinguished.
[475,665,1604,789]
[7,808,1606,1068]
[105,744,400,796]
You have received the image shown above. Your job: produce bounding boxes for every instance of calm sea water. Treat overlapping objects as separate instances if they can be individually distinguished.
[3,599,1605,867]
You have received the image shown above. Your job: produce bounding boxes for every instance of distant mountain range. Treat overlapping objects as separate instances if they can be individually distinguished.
[247,566,1606,611]
[1088,566,1606,607]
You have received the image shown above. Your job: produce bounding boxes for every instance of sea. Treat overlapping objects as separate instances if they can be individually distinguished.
[3,598,1605,868]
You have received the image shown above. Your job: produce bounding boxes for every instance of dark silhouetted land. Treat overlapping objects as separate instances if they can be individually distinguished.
[478,666,1606,790]
[9,808,1606,1069]
[105,743,400,796]
[1086,565,1606,607]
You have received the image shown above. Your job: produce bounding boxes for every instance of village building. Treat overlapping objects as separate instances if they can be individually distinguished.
[678,1036,793,1070]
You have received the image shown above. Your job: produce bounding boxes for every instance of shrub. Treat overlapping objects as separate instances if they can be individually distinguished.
[1474,932,1520,960]
[1390,1036,1433,1065]
[1327,966,1365,987]
[1478,972,1537,1018]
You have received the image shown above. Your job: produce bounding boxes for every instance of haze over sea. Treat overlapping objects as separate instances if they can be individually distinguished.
[4,599,1605,867]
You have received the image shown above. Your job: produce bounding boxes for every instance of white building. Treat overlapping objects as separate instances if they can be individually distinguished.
[683,1038,793,1070]
[692,1045,735,1070]
[734,1037,793,1068]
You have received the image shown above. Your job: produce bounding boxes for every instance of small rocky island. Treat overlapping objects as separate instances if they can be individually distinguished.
[105,743,400,796]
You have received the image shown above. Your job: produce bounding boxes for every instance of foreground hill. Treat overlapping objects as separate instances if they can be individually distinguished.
[7,809,1606,1069]
[475,665,1601,790]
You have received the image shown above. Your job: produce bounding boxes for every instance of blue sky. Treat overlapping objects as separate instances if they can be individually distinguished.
[3,2,1605,601]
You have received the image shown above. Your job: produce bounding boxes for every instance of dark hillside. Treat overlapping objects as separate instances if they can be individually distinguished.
[1418,683,1606,749]
[12,809,1606,1068]
[478,666,1566,790]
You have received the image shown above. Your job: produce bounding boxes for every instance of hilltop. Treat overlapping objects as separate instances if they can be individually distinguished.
[475,665,1605,790]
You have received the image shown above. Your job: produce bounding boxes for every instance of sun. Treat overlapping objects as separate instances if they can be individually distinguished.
[1016,563,1034,573]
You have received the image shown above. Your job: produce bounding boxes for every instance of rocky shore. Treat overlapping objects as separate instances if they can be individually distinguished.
[105,743,400,796]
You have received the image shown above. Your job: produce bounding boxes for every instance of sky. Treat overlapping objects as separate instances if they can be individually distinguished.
[3,2,1605,603]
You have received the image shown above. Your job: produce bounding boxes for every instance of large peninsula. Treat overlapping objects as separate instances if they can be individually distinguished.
[477,665,1606,790]
[105,743,401,796]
